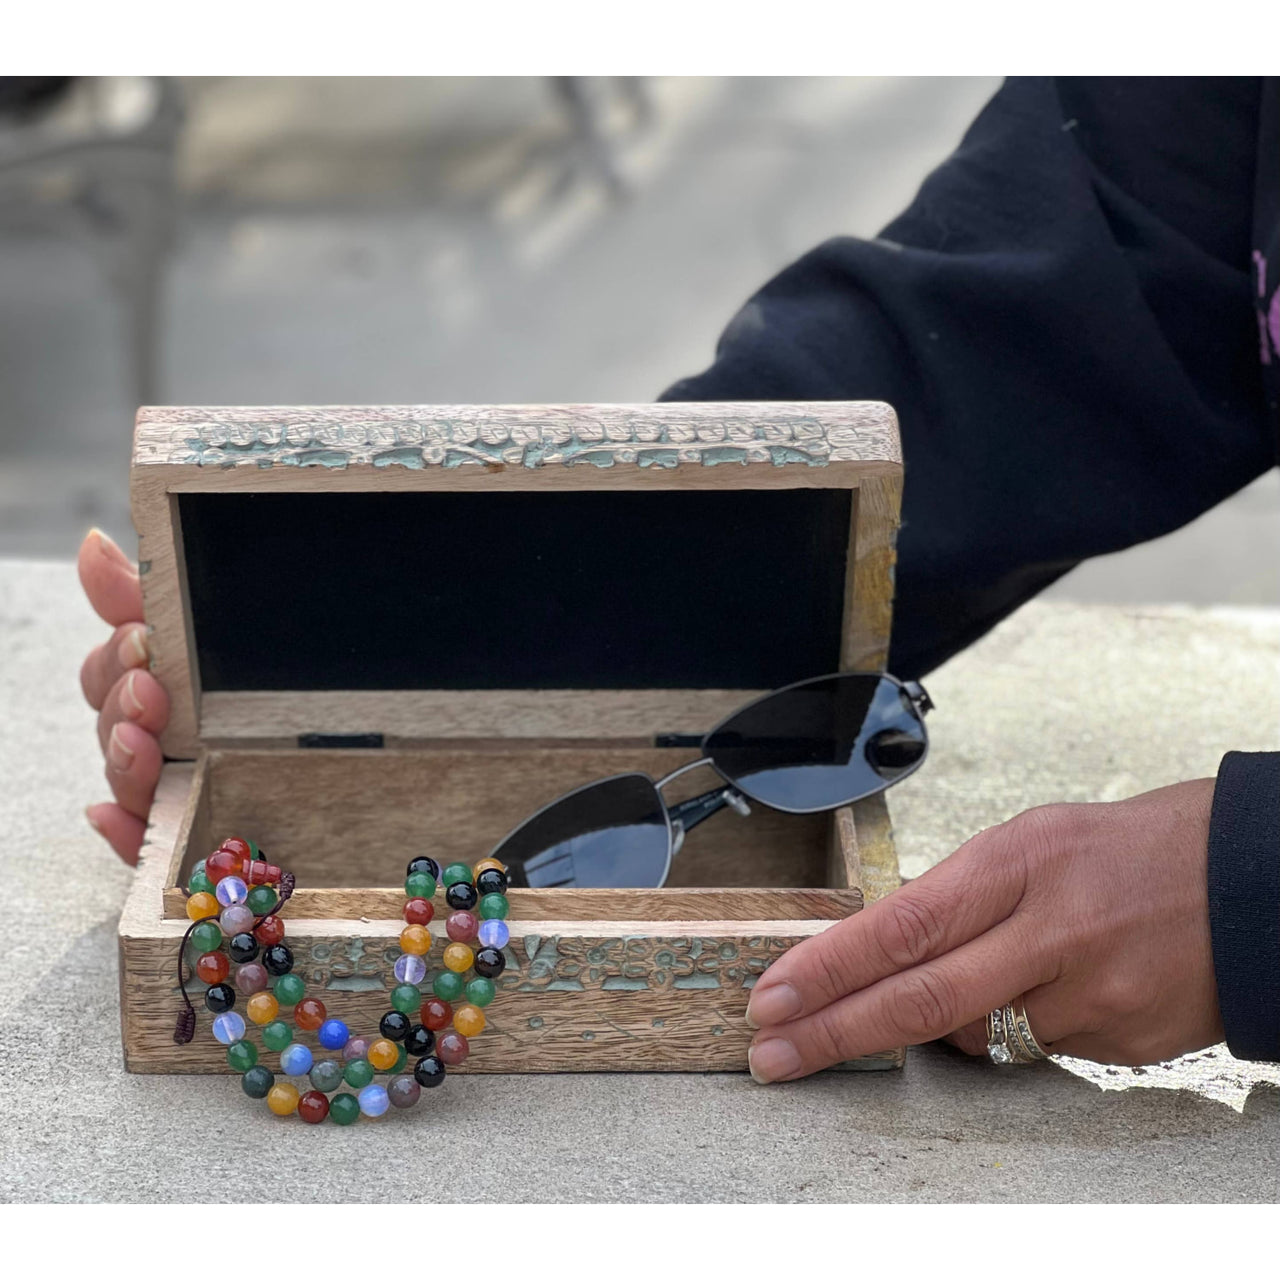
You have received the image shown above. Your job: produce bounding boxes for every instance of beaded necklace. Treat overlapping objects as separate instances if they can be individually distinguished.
[177,837,511,1123]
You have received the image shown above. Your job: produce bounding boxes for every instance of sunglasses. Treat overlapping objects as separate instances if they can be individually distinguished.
[495,672,933,889]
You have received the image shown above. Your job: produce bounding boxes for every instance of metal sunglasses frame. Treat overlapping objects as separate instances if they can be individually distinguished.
[498,671,934,889]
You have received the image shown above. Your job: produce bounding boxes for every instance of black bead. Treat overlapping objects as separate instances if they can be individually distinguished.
[476,868,508,896]
[445,881,478,911]
[406,856,441,881]
[473,946,506,979]
[380,1010,411,1042]
[404,1024,436,1057]
[262,943,293,976]
[242,1065,274,1099]
[228,932,259,965]
[204,983,236,1014]
[413,1055,446,1088]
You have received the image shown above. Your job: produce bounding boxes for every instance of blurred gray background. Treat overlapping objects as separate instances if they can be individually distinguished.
[1,75,1276,602]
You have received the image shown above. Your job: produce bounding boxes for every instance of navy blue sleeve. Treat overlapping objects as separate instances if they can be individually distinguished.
[661,76,1273,678]
[1209,752,1280,1062]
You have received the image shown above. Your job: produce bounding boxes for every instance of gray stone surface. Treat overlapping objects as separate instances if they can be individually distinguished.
[0,558,1277,1202]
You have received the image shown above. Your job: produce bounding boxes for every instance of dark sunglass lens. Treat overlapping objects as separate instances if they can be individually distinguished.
[705,674,925,811]
[493,773,671,889]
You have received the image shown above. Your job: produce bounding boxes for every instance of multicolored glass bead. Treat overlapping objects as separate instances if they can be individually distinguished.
[220,904,255,936]
[308,1060,344,1093]
[477,918,510,950]
[357,1084,390,1117]
[387,1075,421,1109]
[280,1043,313,1076]
[393,952,427,985]
[215,875,249,907]
[235,962,269,995]
[212,1012,246,1044]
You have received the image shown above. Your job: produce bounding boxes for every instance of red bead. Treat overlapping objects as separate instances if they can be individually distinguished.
[220,837,252,860]
[207,848,281,887]
[206,849,241,884]
[295,997,326,1031]
[437,1030,470,1065]
[446,911,479,943]
[255,914,286,946]
[195,951,230,985]
[403,897,434,927]
[297,1090,330,1125]
[420,997,452,1031]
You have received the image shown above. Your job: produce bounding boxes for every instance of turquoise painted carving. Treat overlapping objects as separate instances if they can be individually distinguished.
[133,404,900,472]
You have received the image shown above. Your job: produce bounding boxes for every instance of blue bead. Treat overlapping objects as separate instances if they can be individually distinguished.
[358,1084,390,1117]
[280,1042,313,1076]
[318,1018,350,1050]
[477,918,509,949]
[211,1012,246,1045]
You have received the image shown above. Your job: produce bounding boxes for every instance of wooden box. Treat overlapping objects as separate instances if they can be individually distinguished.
[119,402,906,1073]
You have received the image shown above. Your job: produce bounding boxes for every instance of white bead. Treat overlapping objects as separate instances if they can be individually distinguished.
[212,1012,246,1044]
[393,952,426,984]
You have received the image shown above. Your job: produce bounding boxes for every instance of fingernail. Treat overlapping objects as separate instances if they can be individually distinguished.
[117,627,149,669]
[122,670,146,719]
[89,526,130,565]
[745,982,801,1029]
[107,725,135,771]
[85,807,104,836]
[748,1038,802,1084]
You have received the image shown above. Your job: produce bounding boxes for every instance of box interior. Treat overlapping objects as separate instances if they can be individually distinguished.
[175,745,841,896]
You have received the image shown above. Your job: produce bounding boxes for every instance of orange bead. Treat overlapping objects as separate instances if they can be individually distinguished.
[246,992,279,1025]
[453,1003,486,1037]
[443,942,474,974]
[399,924,432,956]
[267,1082,300,1116]
[295,997,326,1031]
[367,1038,399,1071]
[195,951,230,985]
[472,857,507,877]
[186,892,219,922]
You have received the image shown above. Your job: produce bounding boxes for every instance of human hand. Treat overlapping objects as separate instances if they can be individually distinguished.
[745,778,1223,1079]
[78,528,170,865]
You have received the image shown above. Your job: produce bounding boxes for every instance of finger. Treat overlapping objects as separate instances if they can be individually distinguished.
[81,624,150,712]
[746,822,1029,1029]
[86,803,146,867]
[748,921,1053,1083]
[945,1018,989,1057]
[104,721,164,819]
[97,669,170,752]
[77,528,143,626]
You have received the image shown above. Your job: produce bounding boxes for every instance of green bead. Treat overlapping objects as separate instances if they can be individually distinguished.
[391,983,421,1014]
[465,976,496,1007]
[390,1042,407,1073]
[329,1092,360,1126]
[245,839,261,859]
[273,973,305,1006]
[227,1040,258,1072]
[242,1066,274,1099]
[309,1059,344,1093]
[433,969,465,1001]
[442,862,472,887]
[477,892,509,920]
[247,885,277,914]
[262,1020,293,1052]
[189,920,222,953]
[405,872,437,900]
[193,858,207,875]
[187,871,214,896]
[343,1058,374,1089]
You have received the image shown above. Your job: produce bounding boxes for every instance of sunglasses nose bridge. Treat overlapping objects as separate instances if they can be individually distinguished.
[655,755,716,790]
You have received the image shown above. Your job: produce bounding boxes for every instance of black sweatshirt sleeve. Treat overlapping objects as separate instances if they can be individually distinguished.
[661,76,1274,679]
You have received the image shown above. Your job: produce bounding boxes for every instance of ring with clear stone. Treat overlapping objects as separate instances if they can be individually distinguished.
[986,999,1050,1064]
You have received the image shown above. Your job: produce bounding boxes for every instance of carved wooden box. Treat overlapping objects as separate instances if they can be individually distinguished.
[118,402,906,1073]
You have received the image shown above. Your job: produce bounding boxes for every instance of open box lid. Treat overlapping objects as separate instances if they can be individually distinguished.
[131,403,902,759]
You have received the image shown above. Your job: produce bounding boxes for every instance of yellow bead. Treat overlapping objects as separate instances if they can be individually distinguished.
[186,892,219,922]
[399,924,432,956]
[453,1003,485,1037]
[443,942,474,974]
[267,1082,300,1116]
[367,1038,399,1071]
[246,991,279,1025]
[472,857,506,877]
